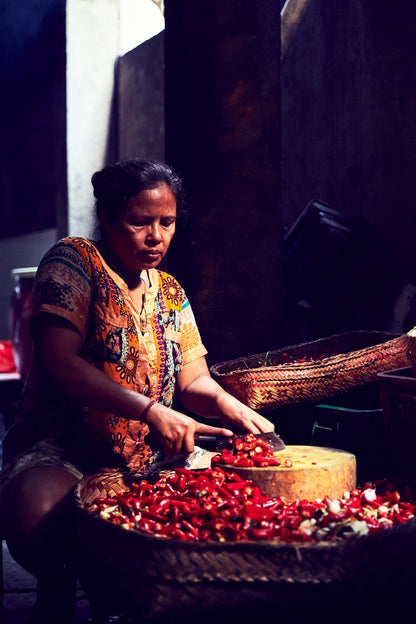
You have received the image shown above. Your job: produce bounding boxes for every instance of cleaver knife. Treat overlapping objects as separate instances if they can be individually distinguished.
[195,431,285,452]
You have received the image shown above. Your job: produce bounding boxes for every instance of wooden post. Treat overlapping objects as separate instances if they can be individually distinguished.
[165,0,282,366]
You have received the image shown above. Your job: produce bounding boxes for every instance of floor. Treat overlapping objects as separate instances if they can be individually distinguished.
[2,541,91,624]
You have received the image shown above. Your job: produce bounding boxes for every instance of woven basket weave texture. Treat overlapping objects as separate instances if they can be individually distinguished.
[210,331,412,410]
[74,472,416,620]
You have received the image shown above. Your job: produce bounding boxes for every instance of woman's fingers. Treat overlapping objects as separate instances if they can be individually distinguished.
[174,423,233,455]
[248,412,275,433]
[183,429,196,454]
[215,392,275,434]
[164,422,234,455]
[194,423,234,437]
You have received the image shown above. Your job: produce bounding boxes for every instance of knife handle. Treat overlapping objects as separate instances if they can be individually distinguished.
[194,434,217,450]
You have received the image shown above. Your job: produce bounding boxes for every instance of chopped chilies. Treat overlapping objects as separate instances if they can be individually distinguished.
[212,433,281,467]
[86,468,416,543]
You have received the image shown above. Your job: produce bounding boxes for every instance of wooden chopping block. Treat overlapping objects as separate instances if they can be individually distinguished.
[217,445,356,502]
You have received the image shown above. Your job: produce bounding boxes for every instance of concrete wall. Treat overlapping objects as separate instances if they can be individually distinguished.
[66,0,164,238]
[66,0,120,239]
[0,0,164,339]
[0,0,120,338]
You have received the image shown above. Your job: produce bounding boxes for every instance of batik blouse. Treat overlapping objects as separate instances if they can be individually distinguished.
[9,237,207,473]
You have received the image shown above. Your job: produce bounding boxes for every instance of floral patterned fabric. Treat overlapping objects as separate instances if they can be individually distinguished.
[4,237,207,474]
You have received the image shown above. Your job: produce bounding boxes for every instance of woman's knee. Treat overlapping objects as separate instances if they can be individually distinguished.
[0,465,80,537]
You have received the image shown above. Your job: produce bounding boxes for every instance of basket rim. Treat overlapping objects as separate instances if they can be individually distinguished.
[210,332,408,378]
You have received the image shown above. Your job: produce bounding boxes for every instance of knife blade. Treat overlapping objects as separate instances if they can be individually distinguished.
[195,431,285,452]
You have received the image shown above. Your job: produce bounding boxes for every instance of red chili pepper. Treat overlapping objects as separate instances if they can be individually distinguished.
[346,496,361,509]
[218,454,235,465]
[224,480,252,492]
[169,506,181,523]
[243,505,274,521]
[175,474,187,491]
[108,512,132,525]
[170,528,190,540]
[140,509,168,523]
[234,457,252,467]
[392,509,412,524]
[181,520,199,537]
[382,491,401,504]
[399,501,415,512]
[220,507,240,521]
[248,527,274,540]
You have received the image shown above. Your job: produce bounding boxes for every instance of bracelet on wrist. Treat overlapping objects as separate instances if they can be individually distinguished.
[140,398,156,422]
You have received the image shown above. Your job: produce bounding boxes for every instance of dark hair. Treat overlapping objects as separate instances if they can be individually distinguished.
[92,158,185,225]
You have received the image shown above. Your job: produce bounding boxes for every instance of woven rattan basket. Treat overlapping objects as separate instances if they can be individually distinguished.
[74,472,416,622]
[210,331,413,411]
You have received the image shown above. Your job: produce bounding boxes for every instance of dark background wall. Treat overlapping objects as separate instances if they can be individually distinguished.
[280,0,416,340]
[2,0,416,359]
[164,0,282,366]
[118,32,165,163]
[0,0,67,238]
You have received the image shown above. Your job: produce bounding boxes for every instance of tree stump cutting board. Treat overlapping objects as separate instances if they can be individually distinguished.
[217,445,356,502]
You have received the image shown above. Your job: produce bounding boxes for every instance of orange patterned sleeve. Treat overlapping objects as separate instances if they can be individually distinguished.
[179,296,208,365]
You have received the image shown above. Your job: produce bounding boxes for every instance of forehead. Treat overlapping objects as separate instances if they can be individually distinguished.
[126,184,177,215]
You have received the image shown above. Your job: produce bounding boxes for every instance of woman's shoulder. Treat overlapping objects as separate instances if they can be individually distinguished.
[156,269,187,309]
[47,237,101,265]
[37,237,100,280]
[59,236,99,255]
[42,236,97,256]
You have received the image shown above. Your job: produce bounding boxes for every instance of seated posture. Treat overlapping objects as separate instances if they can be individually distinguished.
[0,158,274,624]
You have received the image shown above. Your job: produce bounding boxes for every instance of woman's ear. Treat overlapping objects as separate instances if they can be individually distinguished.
[98,207,112,234]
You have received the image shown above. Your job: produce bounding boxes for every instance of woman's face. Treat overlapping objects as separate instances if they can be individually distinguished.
[103,183,177,278]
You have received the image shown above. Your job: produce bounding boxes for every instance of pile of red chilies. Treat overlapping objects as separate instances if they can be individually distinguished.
[211,433,284,467]
[88,467,416,543]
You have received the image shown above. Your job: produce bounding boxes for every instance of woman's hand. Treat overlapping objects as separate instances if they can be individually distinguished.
[214,391,275,434]
[142,403,233,455]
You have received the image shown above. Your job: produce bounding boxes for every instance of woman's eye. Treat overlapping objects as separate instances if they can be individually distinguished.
[130,218,175,228]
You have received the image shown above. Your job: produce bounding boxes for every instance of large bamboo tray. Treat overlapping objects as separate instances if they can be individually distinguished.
[74,471,416,622]
[210,331,413,411]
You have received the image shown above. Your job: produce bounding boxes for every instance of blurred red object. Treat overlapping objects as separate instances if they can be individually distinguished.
[0,340,18,373]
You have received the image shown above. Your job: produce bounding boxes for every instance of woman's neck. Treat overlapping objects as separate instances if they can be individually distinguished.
[98,240,145,290]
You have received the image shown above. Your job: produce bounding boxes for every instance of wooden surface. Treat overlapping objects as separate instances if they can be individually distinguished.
[218,445,356,502]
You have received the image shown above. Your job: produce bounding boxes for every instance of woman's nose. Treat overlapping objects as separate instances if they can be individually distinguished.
[148,221,162,241]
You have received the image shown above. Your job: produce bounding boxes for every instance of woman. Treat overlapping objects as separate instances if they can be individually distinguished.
[0,158,275,623]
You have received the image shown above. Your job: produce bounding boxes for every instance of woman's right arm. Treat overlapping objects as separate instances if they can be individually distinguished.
[31,312,232,454]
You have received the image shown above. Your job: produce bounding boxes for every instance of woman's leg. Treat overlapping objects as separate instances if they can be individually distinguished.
[0,465,81,624]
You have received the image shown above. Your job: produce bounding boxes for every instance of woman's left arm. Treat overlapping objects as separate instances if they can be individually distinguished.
[176,356,275,434]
